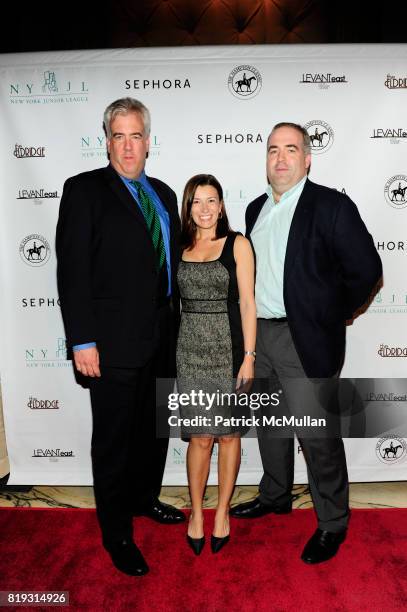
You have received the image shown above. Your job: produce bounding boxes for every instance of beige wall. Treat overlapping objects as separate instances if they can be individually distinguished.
[0,386,10,478]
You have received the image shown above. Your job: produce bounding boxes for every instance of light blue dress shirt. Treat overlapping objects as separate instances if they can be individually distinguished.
[251,177,306,318]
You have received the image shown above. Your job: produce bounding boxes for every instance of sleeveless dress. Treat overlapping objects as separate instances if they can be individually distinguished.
[176,232,246,437]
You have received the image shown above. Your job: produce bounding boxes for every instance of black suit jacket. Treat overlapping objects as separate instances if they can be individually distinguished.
[56,164,180,368]
[246,179,382,377]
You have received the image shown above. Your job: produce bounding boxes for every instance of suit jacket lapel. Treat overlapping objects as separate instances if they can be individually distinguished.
[284,179,313,283]
[246,194,268,236]
[103,166,179,272]
[103,164,151,236]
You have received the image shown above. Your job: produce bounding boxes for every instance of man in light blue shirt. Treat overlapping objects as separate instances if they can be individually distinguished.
[251,176,306,319]
[231,122,382,565]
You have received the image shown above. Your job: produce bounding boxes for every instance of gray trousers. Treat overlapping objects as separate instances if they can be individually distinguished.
[255,320,349,532]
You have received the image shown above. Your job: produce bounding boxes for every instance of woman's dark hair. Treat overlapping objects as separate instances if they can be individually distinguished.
[180,174,231,250]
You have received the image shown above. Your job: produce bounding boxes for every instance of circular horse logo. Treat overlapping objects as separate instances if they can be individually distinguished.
[228,65,262,100]
[304,120,334,155]
[384,175,407,209]
[19,234,51,266]
[375,437,407,464]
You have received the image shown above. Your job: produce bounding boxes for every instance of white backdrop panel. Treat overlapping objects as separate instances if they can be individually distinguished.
[0,45,406,485]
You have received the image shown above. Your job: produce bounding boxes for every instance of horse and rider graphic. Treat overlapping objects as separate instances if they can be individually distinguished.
[381,440,403,459]
[234,72,257,93]
[309,127,328,147]
[26,241,46,261]
[390,182,407,202]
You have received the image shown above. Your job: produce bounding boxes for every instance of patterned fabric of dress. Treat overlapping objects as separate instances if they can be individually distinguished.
[176,232,246,437]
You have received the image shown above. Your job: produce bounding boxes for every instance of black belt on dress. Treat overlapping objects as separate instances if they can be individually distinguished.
[258,317,288,322]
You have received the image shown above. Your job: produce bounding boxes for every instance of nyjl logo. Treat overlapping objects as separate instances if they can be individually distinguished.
[10,70,89,105]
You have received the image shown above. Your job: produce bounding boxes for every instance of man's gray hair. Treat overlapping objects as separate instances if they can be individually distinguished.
[269,122,311,153]
[103,97,151,138]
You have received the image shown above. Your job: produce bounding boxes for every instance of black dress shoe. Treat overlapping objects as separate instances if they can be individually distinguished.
[0,473,10,490]
[187,535,205,555]
[107,539,149,576]
[139,499,186,524]
[230,497,292,519]
[301,529,347,564]
[211,534,230,554]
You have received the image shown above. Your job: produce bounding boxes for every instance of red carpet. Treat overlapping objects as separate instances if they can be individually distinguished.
[0,507,406,611]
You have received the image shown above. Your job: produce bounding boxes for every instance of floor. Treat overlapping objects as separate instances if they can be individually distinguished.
[0,482,406,509]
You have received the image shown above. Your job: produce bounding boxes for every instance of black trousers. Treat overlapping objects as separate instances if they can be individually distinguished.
[88,303,175,547]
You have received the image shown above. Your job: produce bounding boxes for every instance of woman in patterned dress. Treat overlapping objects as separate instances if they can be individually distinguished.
[176,174,256,554]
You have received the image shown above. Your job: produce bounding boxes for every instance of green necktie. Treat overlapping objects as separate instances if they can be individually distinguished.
[132,181,166,270]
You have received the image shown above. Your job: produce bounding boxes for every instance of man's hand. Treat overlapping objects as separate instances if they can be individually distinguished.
[73,346,101,377]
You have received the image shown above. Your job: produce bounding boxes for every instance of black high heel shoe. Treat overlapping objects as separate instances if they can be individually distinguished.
[187,535,205,556]
[211,534,230,554]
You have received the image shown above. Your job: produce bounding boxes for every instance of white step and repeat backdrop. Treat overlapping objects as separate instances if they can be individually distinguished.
[0,45,406,485]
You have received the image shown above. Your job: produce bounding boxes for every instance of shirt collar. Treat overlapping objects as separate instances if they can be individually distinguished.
[119,169,147,187]
[266,175,307,206]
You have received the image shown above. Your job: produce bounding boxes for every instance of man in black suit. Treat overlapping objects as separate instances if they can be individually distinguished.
[56,97,184,576]
[231,122,382,563]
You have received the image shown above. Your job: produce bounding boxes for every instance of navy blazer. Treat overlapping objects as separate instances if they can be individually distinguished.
[246,179,382,377]
[56,164,180,368]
